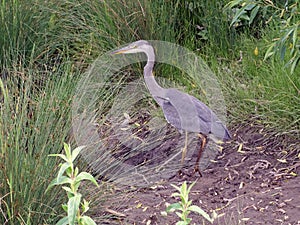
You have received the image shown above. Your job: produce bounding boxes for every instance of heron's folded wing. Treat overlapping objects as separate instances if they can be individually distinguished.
[190,96,214,123]
[161,100,181,130]
[191,96,231,140]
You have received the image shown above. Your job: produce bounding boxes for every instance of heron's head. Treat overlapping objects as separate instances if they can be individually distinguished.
[111,40,152,55]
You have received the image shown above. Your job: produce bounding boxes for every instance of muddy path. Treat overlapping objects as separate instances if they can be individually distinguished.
[97,123,299,225]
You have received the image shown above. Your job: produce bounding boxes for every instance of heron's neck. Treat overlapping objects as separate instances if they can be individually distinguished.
[143,47,164,96]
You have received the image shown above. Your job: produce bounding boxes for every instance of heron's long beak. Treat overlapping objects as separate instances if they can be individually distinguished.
[111,47,131,55]
[111,49,127,55]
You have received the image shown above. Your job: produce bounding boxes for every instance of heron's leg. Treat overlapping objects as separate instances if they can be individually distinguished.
[176,131,188,177]
[193,133,207,176]
[181,131,188,165]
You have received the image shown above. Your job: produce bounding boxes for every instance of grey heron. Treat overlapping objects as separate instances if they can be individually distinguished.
[112,40,231,176]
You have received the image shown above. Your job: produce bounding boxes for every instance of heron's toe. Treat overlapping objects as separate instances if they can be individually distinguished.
[193,166,202,177]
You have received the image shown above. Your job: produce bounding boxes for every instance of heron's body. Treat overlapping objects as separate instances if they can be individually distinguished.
[112,40,231,175]
[153,88,231,139]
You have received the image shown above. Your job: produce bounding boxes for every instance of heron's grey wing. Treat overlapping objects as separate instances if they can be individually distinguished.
[190,96,231,140]
[160,99,182,130]
[190,96,214,123]
[163,89,211,133]
[156,89,210,133]
[154,89,231,140]
[152,95,182,130]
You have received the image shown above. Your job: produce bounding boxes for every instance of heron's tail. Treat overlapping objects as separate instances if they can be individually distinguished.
[223,126,232,141]
[210,121,232,143]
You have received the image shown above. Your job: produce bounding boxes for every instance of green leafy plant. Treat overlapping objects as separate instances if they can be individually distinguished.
[46,143,99,225]
[165,181,215,225]
[225,0,300,73]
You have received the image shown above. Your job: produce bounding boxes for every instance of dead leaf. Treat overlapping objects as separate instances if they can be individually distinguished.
[277,158,287,163]
[237,143,246,153]
[104,208,126,217]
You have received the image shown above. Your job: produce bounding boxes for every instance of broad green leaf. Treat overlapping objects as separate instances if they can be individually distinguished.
[186,200,193,207]
[230,4,249,27]
[166,203,181,212]
[74,167,79,177]
[71,145,86,162]
[66,166,73,177]
[175,211,182,218]
[170,184,181,192]
[79,216,97,225]
[249,5,260,25]
[264,43,276,60]
[57,162,71,181]
[75,172,99,187]
[67,191,75,199]
[56,217,68,225]
[181,196,188,206]
[181,182,187,197]
[224,0,244,9]
[245,3,255,11]
[62,186,73,194]
[64,143,72,160]
[239,14,250,21]
[280,45,287,60]
[81,199,90,213]
[68,194,82,225]
[49,153,68,162]
[74,181,81,193]
[62,204,68,212]
[282,27,295,43]
[188,205,214,223]
[45,176,71,193]
[57,176,73,185]
[187,181,196,194]
[171,192,180,197]
[262,5,270,18]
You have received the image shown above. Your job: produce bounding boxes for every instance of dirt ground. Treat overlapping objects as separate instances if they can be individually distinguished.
[98,122,300,225]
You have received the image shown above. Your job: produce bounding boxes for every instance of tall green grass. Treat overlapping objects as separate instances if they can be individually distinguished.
[0,0,59,69]
[210,32,300,132]
[0,63,78,224]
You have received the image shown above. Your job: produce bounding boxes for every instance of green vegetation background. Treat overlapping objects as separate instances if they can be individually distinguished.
[0,0,299,224]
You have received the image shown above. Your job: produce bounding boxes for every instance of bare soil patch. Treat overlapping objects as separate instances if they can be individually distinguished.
[99,123,300,225]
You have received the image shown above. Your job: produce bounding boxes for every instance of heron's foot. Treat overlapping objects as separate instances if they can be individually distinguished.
[172,168,190,178]
[193,166,203,177]
[177,169,183,177]
[174,167,202,179]
[168,169,186,180]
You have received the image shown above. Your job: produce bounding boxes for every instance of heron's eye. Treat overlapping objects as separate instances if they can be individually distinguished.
[131,45,137,49]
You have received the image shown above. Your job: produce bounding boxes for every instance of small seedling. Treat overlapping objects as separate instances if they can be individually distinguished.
[165,181,215,225]
[46,143,99,225]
